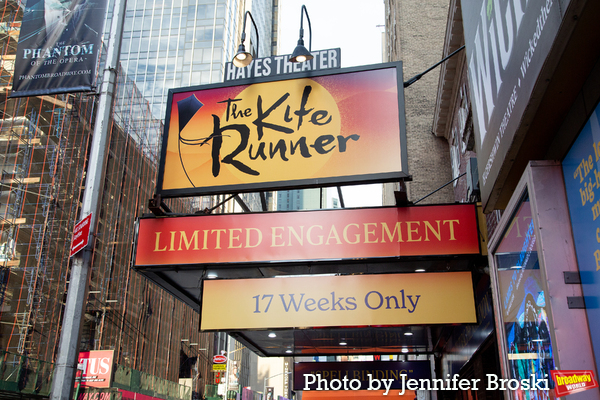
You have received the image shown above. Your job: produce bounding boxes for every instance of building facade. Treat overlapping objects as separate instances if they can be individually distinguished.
[0,0,280,398]
[432,0,600,398]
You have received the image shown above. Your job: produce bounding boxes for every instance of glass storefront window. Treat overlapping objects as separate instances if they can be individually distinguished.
[494,191,556,400]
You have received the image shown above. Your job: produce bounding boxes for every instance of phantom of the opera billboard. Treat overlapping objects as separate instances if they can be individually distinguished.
[156,62,408,197]
[11,0,108,97]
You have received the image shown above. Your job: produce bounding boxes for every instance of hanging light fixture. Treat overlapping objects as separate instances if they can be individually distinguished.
[233,11,259,68]
[289,5,313,63]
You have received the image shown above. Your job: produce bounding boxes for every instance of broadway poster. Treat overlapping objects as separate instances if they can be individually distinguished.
[11,0,108,97]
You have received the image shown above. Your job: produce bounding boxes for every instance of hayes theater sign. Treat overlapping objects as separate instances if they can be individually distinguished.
[134,204,480,267]
[156,62,408,197]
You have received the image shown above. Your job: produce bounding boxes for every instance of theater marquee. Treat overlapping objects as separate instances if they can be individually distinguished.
[200,272,477,330]
[134,204,480,267]
[156,62,408,197]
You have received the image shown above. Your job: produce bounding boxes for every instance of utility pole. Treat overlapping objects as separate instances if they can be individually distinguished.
[50,0,127,399]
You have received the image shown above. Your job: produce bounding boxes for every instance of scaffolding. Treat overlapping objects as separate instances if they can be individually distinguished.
[0,1,214,398]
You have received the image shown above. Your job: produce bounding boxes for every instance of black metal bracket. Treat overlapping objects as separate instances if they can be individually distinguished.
[564,271,582,284]
[567,296,586,309]
[148,194,173,216]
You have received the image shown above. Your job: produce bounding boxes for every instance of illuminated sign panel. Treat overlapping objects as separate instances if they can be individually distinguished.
[134,204,480,267]
[200,272,477,330]
[156,62,408,197]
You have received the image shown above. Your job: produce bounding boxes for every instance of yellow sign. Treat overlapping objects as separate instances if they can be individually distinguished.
[201,272,476,330]
[212,364,226,371]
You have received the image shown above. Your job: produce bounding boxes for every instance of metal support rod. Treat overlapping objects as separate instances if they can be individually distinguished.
[404,45,465,88]
[49,0,127,399]
[413,172,466,204]
[336,186,345,208]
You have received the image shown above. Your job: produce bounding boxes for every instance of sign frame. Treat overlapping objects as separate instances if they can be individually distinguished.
[155,61,409,198]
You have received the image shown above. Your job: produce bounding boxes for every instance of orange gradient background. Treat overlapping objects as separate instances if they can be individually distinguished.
[161,67,404,190]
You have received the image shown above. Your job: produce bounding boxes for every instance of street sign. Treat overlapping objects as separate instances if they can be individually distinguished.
[70,213,92,257]
[213,355,227,364]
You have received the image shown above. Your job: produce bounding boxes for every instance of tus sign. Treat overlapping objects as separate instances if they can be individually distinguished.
[77,350,113,388]
[157,62,408,197]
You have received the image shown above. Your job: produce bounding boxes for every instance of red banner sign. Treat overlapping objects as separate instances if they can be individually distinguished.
[76,350,113,388]
[70,213,92,257]
[134,204,480,267]
[551,370,599,397]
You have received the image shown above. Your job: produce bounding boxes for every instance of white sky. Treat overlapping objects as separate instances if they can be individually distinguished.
[278,0,386,68]
[279,0,387,207]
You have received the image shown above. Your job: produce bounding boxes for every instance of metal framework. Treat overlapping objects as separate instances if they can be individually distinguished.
[0,1,214,398]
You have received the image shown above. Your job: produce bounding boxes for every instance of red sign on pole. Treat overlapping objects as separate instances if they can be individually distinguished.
[213,355,227,364]
[70,213,92,257]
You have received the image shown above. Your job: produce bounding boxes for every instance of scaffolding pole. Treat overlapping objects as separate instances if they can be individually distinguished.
[49,0,127,399]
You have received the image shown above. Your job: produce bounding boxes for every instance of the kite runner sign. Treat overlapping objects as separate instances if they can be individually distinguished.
[156,62,409,197]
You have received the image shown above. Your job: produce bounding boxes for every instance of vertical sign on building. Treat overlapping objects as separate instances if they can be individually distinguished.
[11,0,108,97]
[462,0,563,210]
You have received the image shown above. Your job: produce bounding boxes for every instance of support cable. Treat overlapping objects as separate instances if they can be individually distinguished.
[404,45,465,88]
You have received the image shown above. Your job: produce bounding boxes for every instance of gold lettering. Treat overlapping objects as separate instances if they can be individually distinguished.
[381,222,403,243]
[288,226,304,246]
[169,231,176,251]
[202,230,209,249]
[326,225,342,245]
[246,228,262,248]
[424,220,441,241]
[178,230,199,250]
[307,225,324,245]
[443,219,460,240]
[593,200,600,220]
[211,229,226,249]
[364,223,378,243]
[229,228,242,249]
[271,226,285,247]
[595,249,600,271]
[343,223,360,244]
[504,217,522,238]
[406,221,421,242]
[154,232,167,251]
